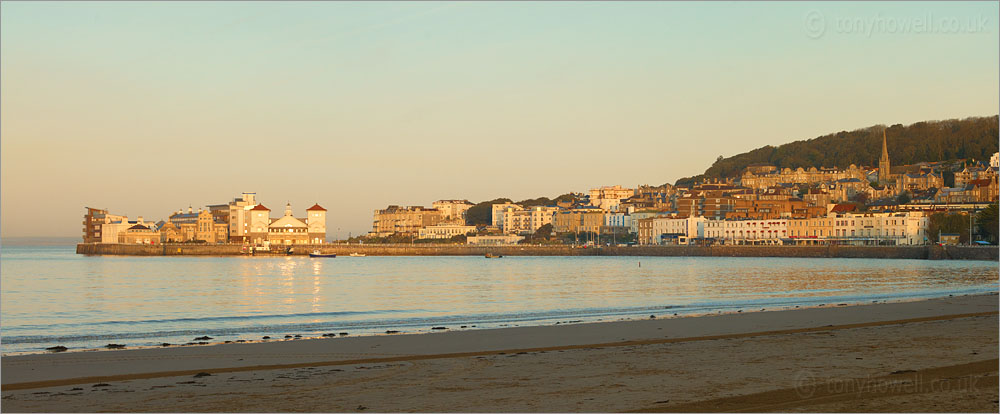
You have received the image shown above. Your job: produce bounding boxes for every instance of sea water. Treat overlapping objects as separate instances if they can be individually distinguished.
[1,244,996,354]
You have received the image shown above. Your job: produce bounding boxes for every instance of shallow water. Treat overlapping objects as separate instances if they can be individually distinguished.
[1,245,996,354]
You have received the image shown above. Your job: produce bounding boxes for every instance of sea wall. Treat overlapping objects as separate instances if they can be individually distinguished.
[75,243,243,256]
[76,243,999,261]
[927,245,1000,261]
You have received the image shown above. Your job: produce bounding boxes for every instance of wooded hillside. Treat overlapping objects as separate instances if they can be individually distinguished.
[675,116,999,185]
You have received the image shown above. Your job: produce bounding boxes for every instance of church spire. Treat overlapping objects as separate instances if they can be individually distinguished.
[878,128,891,185]
[880,128,889,162]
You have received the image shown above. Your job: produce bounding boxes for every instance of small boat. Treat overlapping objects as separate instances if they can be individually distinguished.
[349,253,366,257]
[309,250,336,258]
[485,253,503,258]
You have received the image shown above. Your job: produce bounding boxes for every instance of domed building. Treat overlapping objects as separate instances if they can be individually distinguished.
[264,203,327,245]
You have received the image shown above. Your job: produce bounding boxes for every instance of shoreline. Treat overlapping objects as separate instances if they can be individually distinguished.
[3,294,996,412]
[4,288,995,357]
[5,309,997,392]
[4,293,996,387]
[75,243,1000,260]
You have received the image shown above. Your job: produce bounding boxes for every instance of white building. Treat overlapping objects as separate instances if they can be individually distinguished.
[589,185,635,212]
[503,206,559,234]
[227,192,258,243]
[898,213,930,245]
[467,234,524,246]
[629,210,670,234]
[267,203,310,245]
[651,216,706,245]
[491,203,523,230]
[418,224,477,240]
[99,215,143,244]
[783,211,929,246]
[432,200,474,223]
[704,219,789,245]
[832,212,928,245]
[305,204,327,244]
[991,152,999,169]
[604,212,632,230]
[247,204,272,244]
[695,212,930,246]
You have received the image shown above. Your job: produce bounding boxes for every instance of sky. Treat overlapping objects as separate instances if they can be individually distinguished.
[1,1,998,239]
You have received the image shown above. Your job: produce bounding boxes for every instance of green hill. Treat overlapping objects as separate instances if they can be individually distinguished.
[675,115,999,186]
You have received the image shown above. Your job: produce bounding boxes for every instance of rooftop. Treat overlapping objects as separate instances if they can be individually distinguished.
[830,204,857,213]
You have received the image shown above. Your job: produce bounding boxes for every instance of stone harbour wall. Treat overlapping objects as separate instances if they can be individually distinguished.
[76,243,998,261]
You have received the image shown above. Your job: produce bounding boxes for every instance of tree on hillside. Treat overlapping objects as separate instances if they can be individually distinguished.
[928,212,971,243]
[896,191,911,204]
[532,224,553,241]
[674,175,703,186]
[517,197,554,207]
[943,170,956,187]
[465,198,512,225]
[553,193,581,204]
[976,203,999,244]
[690,116,998,180]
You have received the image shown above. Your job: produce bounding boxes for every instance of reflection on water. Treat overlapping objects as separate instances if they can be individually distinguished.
[1,245,996,353]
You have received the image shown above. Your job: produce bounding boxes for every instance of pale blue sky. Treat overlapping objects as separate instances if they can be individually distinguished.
[2,1,997,238]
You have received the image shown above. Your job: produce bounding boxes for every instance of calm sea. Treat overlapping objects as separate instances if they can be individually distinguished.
[1,244,997,354]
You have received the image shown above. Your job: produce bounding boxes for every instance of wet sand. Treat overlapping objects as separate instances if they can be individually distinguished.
[2,294,997,412]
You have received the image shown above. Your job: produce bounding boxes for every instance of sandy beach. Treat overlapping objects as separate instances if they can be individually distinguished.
[1,294,997,412]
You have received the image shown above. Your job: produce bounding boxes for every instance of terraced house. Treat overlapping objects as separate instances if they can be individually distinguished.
[371,205,443,237]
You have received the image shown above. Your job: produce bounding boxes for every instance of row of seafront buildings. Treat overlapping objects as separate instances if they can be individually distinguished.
[372,188,939,246]
[370,143,999,246]
[83,192,327,246]
[640,211,929,246]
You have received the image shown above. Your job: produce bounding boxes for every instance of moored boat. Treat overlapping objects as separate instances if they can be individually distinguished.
[349,253,366,257]
[309,250,336,258]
